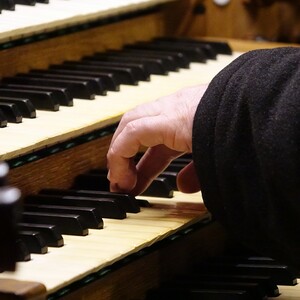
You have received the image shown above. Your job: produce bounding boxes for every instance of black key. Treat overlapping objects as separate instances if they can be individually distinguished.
[160,171,178,190]
[24,204,103,229]
[82,57,150,81]
[62,61,137,86]
[0,83,72,107]
[73,173,110,191]
[0,89,59,111]
[28,70,106,96]
[152,38,217,60]
[21,211,89,236]
[0,97,36,118]
[162,279,267,300]
[15,238,31,262]
[25,194,126,220]
[0,102,22,123]
[127,42,206,63]
[0,109,7,127]
[150,40,210,61]
[147,286,253,300]
[2,77,74,106]
[106,50,179,71]
[180,273,279,297]
[18,223,64,247]
[101,49,178,75]
[119,50,179,71]
[17,73,96,100]
[92,52,168,75]
[0,0,15,10]
[164,162,186,173]
[39,188,140,213]
[36,0,49,3]
[49,65,120,91]
[15,0,36,5]
[123,47,190,69]
[196,261,298,286]
[154,37,233,55]
[18,230,48,254]
[142,177,174,198]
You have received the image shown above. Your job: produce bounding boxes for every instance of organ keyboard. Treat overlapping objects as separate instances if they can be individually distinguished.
[0,0,299,299]
[0,0,176,43]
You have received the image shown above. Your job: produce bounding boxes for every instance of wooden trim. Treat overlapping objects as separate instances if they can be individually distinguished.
[0,279,46,300]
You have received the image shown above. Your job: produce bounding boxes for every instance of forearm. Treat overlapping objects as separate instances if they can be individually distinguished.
[192,47,300,268]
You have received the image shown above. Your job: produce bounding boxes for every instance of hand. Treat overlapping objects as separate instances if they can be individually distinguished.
[107,84,208,195]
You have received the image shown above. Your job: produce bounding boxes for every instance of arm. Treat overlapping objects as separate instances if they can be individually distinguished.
[107,47,300,268]
[193,47,300,268]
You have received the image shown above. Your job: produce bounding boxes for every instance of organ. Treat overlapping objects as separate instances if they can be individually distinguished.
[0,1,299,299]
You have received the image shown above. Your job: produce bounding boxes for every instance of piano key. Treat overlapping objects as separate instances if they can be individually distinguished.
[123,47,190,69]
[18,73,96,100]
[178,273,279,297]
[72,173,110,191]
[153,37,218,60]
[18,222,64,247]
[0,83,73,107]
[25,194,127,219]
[160,171,178,190]
[196,261,298,286]
[113,50,179,72]
[0,102,22,123]
[21,211,89,236]
[0,97,36,118]
[126,41,207,63]
[151,39,212,60]
[15,238,31,262]
[154,37,233,55]
[2,76,74,105]
[161,279,267,300]
[48,66,120,91]
[29,70,107,96]
[81,58,150,82]
[106,49,180,72]
[18,230,48,254]
[36,0,49,3]
[15,0,36,6]
[78,169,174,199]
[146,286,254,300]
[0,0,15,11]
[164,162,186,173]
[0,110,7,128]
[93,52,169,75]
[0,88,59,111]
[39,188,141,213]
[63,61,139,86]
[141,177,174,198]
[24,203,104,229]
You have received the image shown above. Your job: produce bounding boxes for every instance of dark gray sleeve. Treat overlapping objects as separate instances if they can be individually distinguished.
[192,47,300,268]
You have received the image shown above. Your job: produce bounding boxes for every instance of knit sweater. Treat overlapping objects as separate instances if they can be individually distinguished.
[193,47,300,268]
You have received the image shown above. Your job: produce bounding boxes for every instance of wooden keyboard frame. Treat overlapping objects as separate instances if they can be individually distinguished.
[0,2,298,299]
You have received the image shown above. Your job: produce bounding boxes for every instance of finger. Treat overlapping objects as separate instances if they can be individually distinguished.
[131,145,183,195]
[107,115,178,193]
[177,161,201,193]
[108,157,137,193]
